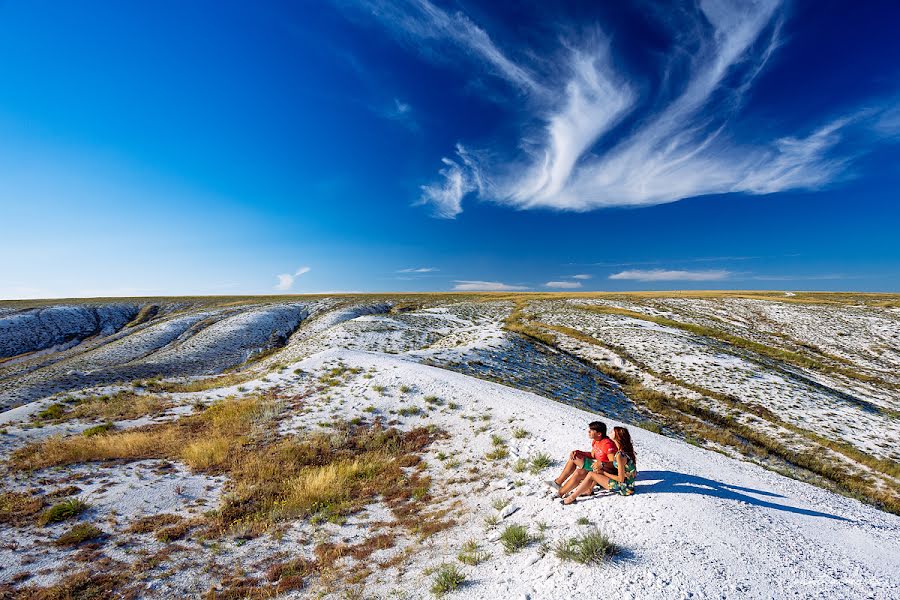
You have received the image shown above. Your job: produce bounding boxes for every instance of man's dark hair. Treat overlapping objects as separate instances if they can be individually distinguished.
[588,421,607,437]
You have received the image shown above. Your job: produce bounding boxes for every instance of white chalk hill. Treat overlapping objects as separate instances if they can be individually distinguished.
[291,349,899,599]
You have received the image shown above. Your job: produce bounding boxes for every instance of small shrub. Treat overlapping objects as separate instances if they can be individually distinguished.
[372,385,386,393]
[363,405,376,413]
[499,524,532,554]
[448,402,461,410]
[55,523,103,546]
[491,497,510,511]
[457,540,490,566]
[399,385,412,394]
[554,529,618,564]
[39,498,88,526]
[529,453,553,474]
[82,422,115,437]
[641,421,663,434]
[424,395,444,406]
[483,514,499,529]
[576,516,590,526]
[490,434,505,447]
[398,406,423,417]
[430,563,465,597]
[37,403,66,421]
[512,428,528,439]
[485,447,509,460]
[512,458,528,473]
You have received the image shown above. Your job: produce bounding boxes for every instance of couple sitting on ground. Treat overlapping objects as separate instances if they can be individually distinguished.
[547,421,637,505]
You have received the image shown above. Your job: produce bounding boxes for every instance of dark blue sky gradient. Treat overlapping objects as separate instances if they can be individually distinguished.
[1,1,898,297]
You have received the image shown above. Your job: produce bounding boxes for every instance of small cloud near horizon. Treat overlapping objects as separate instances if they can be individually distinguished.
[545,280,582,289]
[572,274,592,280]
[453,280,528,291]
[397,267,439,273]
[275,266,311,291]
[609,269,732,282]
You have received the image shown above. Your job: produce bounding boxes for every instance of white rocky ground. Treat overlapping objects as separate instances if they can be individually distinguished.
[1,295,898,598]
[1,349,897,598]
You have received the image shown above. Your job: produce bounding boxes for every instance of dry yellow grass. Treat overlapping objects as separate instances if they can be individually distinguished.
[11,397,442,535]
[181,437,231,470]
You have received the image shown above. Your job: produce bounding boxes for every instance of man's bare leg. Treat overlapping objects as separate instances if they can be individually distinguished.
[553,455,583,487]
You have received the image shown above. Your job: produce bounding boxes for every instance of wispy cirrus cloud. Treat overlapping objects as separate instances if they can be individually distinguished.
[347,0,898,218]
[274,266,311,291]
[609,269,732,282]
[452,280,528,291]
[572,274,592,280]
[347,0,542,94]
[397,267,438,273]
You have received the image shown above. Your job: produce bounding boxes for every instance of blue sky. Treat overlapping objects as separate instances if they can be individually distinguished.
[1,0,899,298]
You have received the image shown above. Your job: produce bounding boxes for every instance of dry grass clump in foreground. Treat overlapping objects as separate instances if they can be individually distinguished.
[8,395,448,597]
[12,396,442,531]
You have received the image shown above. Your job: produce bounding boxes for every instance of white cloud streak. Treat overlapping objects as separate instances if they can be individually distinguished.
[452,280,528,291]
[397,267,438,273]
[545,281,582,289]
[609,269,732,282]
[572,274,592,280]
[274,266,311,291]
[355,0,889,217]
[350,0,542,94]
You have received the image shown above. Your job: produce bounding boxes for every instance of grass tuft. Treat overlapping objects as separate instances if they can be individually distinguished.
[430,563,465,597]
[55,523,104,546]
[499,524,532,554]
[39,498,88,526]
[554,528,618,564]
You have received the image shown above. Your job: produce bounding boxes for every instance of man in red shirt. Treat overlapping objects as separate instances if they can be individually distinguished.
[547,421,617,497]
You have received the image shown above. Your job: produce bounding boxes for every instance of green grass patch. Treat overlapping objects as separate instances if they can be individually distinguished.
[55,523,104,546]
[554,528,618,564]
[499,524,533,554]
[39,498,88,526]
[430,563,465,597]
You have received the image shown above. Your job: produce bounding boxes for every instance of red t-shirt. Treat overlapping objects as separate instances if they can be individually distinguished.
[592,437,617,464]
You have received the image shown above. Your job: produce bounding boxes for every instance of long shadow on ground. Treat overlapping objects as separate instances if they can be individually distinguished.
[637,470,849,521]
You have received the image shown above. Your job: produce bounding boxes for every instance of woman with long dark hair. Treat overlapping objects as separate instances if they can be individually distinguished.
[562,426,637,504]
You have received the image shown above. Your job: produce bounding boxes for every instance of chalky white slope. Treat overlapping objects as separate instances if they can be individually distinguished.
[286,349,899,600]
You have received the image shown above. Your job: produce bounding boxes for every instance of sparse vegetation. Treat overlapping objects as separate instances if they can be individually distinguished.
[457,539,490,566]
[82,422,115,437]
[39,498,88,526]
[529,452,553,473]
[554,528,618,564]
[55,523,104,546]
[12,397,444,534]
[499,524,532,554]
[430,563,465,597]
[491,497,510,511]
[485,446,509,460]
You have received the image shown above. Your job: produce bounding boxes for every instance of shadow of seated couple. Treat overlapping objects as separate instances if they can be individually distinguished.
[635,470,850,521]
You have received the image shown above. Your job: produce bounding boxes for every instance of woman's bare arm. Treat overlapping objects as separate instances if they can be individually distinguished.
[604,453,626,483]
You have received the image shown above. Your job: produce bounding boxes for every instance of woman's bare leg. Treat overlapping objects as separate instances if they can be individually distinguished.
[558,469,587,497]
[563,472,605,505]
